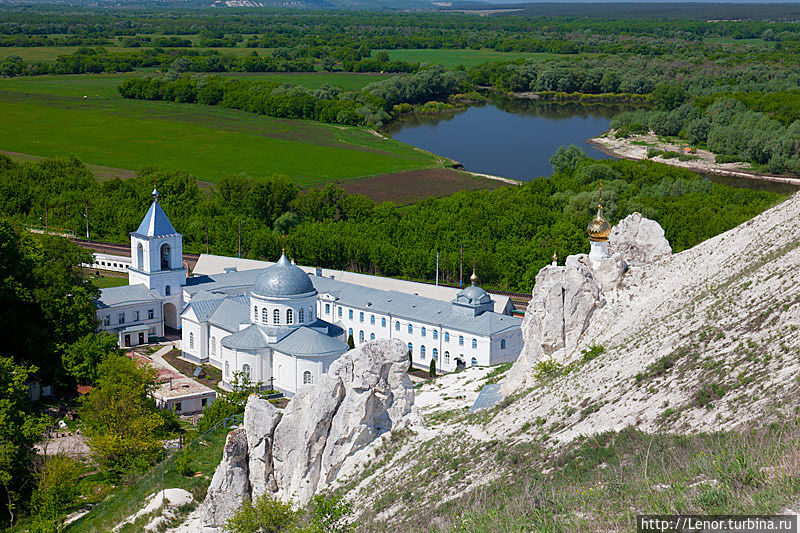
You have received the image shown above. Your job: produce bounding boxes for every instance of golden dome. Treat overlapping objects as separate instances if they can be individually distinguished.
[587,182,611,242]
[470,266,478,285]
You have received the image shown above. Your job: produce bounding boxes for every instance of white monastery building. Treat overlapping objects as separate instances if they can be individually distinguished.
[95,189,523,395]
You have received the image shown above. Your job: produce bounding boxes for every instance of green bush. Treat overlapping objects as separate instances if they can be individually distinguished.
[225,494,297,533]
[534,359,565,380]
[715,154,741,164]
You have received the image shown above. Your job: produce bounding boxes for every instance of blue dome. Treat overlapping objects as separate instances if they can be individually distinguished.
[253,254,315,298]
[456,284,492,306]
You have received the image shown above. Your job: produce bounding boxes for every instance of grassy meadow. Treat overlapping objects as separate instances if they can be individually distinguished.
[371,48,585,69]
[0,73,444,186]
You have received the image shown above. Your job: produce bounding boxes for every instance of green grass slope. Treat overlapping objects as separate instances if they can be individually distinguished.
[0,74,442,186]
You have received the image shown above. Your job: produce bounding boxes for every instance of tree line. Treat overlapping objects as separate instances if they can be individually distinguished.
[610,94,800,174]
[117,66,466,127]
[0,152,782,293]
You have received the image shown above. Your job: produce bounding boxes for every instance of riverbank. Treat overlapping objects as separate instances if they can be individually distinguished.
[589,132,800,188]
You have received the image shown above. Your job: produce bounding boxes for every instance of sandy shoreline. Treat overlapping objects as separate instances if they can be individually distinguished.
[588,133,800,188]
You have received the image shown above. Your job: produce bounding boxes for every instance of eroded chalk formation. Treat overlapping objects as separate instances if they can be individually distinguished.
[200,338,419,529]
[502,213,670,394]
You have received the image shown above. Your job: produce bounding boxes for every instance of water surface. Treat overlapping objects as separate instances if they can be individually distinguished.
[386,98,626,181]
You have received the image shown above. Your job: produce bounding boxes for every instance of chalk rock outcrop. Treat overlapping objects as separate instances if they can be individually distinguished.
[274,339,416,503]
[200,338,418,528]
[502,254,604,393]
[503,215,669,394]
[608,212,672,264]
[244,397,281,499]
[200,429,251,528]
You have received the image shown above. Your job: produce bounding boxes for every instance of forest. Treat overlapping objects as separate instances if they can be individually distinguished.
[0,151,781,292]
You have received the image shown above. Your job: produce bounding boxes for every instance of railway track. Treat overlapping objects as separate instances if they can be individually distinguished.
[71,238,201,270]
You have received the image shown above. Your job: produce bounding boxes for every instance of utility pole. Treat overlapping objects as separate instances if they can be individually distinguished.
[459,244,463,287]
[84,200,89,239]
[205,226,209,254]
[238,221,241,258]
[435,251,439,286]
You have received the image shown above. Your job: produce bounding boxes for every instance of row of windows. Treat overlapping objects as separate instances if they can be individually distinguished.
[103,308,155,327]
[332,306,486,349]
[222,360,313,385]
[253,306,310,325]
[97,260,125,269]
[406,343,479,367]
[348,329,376,343]
[332,306,388,327]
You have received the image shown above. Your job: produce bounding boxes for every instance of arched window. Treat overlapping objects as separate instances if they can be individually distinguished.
[348,328,353,338]
[472,338,477,349]
[286,309,293,324]
[408,342,413,354]
[137,243,143,268]
[242,364,251,379]
[421,327,426,337]
[160,243,170,270]
[445,332,450,342]
[338,307,342,317]
[253,306,258,321]
[225,361,229,378]
[432,348,438,360]
[408,324,413,334]
[444,351,450,364]
[211,337,217,356]
[273,309,280,324]
[303,371,312,385]
[370,315,375,325]
[189,332,194,349]
[459,336,464,346]
[299,308,304,323]
[348,310,353,319]
[359,312,364,323]
[395,321,400,331]
[420,345,426,359]
[359,331,365,343]
[471,357,478,366]
[433,330,438,340]
[501,339,506,349]
[262,308,268,324]
[381,318,387,327]
[370,333,375,340]
[165,285,171,296]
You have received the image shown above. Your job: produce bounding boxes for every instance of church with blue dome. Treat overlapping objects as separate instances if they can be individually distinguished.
[214,253,348,392]
[96,188,523,397]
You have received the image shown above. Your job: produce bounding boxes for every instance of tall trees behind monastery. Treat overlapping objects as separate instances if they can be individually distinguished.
[0,153,780,292]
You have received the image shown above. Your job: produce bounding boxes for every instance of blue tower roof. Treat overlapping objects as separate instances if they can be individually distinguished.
[252,254,315,298]
[133,189,178,238]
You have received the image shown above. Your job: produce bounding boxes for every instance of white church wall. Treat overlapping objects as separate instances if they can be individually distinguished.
[221,347,269,389]
[181,319,204,363]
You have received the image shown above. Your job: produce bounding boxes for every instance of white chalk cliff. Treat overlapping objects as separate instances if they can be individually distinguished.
[504,212,671,394]
[199,338,420,529]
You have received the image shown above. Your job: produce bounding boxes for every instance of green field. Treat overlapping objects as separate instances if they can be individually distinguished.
[372,48,584,68]
[0,46,277,62]
[221,71,399,90]
[0,74,443,186]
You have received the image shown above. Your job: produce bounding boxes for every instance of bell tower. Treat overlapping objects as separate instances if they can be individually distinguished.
[128,187,186,327]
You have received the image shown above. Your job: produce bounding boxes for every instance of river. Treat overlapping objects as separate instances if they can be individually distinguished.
[385,97,627,181]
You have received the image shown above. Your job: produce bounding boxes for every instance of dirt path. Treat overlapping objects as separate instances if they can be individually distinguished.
[589,133,800,187]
